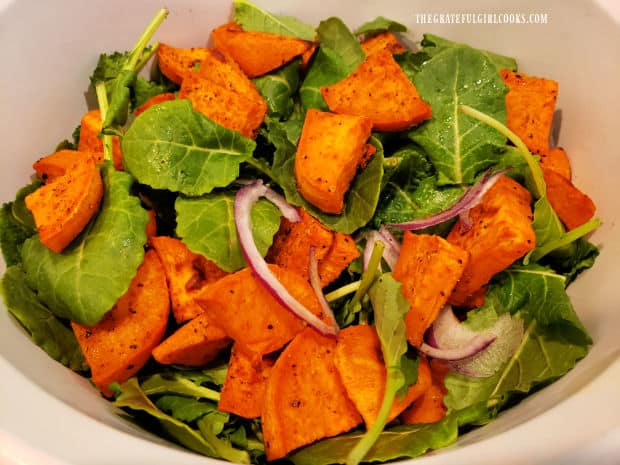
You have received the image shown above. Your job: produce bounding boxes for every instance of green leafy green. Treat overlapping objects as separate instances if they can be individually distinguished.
[156,395,225,424]
[421,33,518,71]
[409,47,508,185]
[0,182,39,266]
[346,273,413,465]
[268,119,384,233]
[123,100,256,196]
[1,266,87,371]
[542,238,599,284]
[21,164,149,325]
[141,373,221,401]
[394,51,430,82]
[175,192,281,272]
[253,59,301,118]
[233,0,316,41]
[354,17,407,36]
[300,18,365,110]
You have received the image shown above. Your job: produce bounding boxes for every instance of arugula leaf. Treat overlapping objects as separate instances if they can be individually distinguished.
[393,51,430,83]
[300,18,365,111]
[268,119,384,233]
[346,273,412,465]
[113,378,250,464]
[0,182,39,266]
[122,100,256,196]
[354,17,407,36]
[1,266,87,371]
[156,395,225,424]
[421,33,518,71]
[21,164,149,325]
[380,144,433,190]
[542,237,599,284]
[175,192,281,272]
[409,47,508,185]
[141,373,221,401]
[233,0,316,41]
[253,59,301,118]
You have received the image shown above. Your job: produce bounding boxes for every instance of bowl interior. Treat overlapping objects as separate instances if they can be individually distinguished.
[1,0,619,464]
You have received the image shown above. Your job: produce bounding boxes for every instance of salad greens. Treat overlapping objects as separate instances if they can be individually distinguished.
[0,1,601,464]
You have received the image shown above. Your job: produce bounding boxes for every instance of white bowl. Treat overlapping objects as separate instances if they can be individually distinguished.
[1,0,619,464]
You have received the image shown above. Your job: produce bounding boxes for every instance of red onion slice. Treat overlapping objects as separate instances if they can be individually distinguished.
[362,226,401,271]
[387,168,507,231]
[419,335,496,361]
[234,180,339,336]
[308,247,338,329]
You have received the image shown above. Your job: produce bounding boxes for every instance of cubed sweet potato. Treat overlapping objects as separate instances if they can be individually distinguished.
[218,344,275,419]
[447,176,536,306]
[157,44,209,85]
[133,92,176,116]
[543,168,596,230]
[334,325,432,428]
[538,146,571,180]
[77,109,123,170]
[262,328,362,461]
[321,49,432,131]
[151,312,230,366]
[393,233,469,347]
[179,72,267,138]
[25,150,103,253]
[33,149,80,183]
[361,31,406,56]
[294,109,373,214]
[399,383,446,424]
[318,232,360,287]
[500,69,558,154]
[195,265,331,357]
[149,236,228,323]
[212,22,313,78]
[72,250,170,397]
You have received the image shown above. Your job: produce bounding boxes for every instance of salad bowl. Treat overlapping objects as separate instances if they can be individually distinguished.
[0,0,619,464]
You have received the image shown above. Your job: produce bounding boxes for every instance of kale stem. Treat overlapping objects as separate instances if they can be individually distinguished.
[325,280,361,302]
[458,104,546,199]
[95,82,113,162]
[126,9,169,71]
[135,41,160,72]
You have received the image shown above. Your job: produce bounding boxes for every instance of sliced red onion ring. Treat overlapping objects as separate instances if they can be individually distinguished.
[234,180,339,336]
[308,247,338,329]
[419,335,496,361]
[362,226,401,271]
[387,168,508,231]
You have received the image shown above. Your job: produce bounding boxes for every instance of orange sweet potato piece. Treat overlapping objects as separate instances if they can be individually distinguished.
[393,233,469,347]
[294,109,373,214]
[539,146,571,180]
[268,208,360,287]
[448,176,536,306]
[133,92,176,116]
[145,209,157,239]
[78,109,123,170]
[399,383,446,424]
[543,168,596,230]
[212,22,313,78]
[152,312,230,366]
[72,250,170,397]
[300,43,317,72]
[501,69,558,154]
[157,44,209,85]
[262,328,362,460]
[334,325,432,428]
[196,265,330,357]
[361,31,406,56]
[321,49,432,131]
[33,149,80,183]
[180,73,267,138]
[149,236,228,323]
[25,151,103,253]
[218,344,275,419]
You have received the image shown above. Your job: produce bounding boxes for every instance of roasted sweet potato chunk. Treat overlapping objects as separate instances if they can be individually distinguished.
[195,265,330,357]
[447,176,536,306]
[268,208,360,287]
[334,325,432,428]
[218,344,275,419]
[262,328,362,460]
[538,146,571,180]
[157,44,209,84]
[501,69,558,154]
[361,31,406,56]
[152,312,230,366]
[150,236,228,323]
[212,22,313,78]
[33,149,79,183]
[543,168,596,230]
[294,109,373,214]
[78,109,123,170]
[72,250,170,396]
[400,359,448,424]
[393,233,469,346]
[25,150,103,253]
[321,49,432,131]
